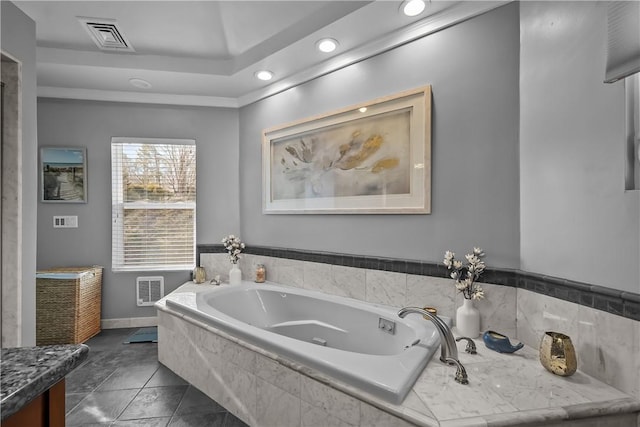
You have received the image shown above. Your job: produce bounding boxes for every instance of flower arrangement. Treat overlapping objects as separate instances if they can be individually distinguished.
[222,234,245,264]
[443,247,486,300]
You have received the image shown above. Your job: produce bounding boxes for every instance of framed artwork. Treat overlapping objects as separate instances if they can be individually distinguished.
[40,147,87,203]
[262,86,431,214]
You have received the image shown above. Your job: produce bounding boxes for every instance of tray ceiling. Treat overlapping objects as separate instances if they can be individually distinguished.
[13,1,504,107]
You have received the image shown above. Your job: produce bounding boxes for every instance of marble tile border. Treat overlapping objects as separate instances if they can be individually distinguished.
[197,244,640,322]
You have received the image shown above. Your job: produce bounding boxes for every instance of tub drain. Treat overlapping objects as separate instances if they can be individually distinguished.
[311,337,327,346]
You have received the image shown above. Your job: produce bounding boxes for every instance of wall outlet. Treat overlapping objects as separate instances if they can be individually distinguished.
[53,215,78,228]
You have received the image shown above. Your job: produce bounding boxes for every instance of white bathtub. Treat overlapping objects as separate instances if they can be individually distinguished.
[164,281,445,404]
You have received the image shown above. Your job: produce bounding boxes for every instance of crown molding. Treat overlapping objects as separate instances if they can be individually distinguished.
[38,86,238,108]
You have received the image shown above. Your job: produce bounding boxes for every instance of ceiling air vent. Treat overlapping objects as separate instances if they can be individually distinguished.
[77,17,135,52]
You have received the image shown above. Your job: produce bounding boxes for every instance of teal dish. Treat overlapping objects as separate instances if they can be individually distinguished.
[482,330,524,354]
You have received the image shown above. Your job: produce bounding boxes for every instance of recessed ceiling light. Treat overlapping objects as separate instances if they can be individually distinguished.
[316,38,339,53]
[255,70,274,81]
[359,107,367,113]
[129,78,152,89]
[401,0,426,17]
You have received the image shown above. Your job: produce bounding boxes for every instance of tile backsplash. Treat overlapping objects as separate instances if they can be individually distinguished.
[198,245,640,400]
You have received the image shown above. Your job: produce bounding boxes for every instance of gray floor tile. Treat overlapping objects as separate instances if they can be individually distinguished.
[174,385,225,415]
[92,345,158,369]
[112,417,171,427]
[66,392,87,414]
[168,412,226,427]
[66,423,111,427]
[68,329,240,427]
[65,389,139,425]
[115,348,159,368]
[66,361,119,393]
[97,363,159,391]
[118,386,188,420]
[223,413,250,427]
[146,364,188,388]
[85,328,138,352]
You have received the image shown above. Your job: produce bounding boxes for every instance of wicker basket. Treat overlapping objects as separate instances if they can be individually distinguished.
[36,266,103,345]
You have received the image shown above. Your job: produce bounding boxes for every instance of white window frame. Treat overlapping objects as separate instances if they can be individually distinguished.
[111,137,196,272]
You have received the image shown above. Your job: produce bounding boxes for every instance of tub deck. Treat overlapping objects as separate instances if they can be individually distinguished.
[156,282,640,427]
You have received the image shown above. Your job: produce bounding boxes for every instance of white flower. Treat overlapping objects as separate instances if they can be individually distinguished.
[443,246,488,301]
[465,254,480,264]
[472,286,485,300]
[222,234,245,263]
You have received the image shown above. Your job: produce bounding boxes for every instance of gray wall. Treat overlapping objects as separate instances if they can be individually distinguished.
[520,2,640,294]
[36,100,239,319]
[34,1,640,323]
[1,1,38,346]
[239,4,521,269]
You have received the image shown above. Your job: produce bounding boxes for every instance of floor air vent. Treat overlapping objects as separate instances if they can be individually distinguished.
[136,276,164,306]
[78,17,135,52]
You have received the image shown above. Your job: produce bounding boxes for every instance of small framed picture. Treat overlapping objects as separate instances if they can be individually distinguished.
[40,147,87,203]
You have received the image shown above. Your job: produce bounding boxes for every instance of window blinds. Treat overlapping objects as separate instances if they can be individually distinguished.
[111,138,196,272]
[605,1,640,83]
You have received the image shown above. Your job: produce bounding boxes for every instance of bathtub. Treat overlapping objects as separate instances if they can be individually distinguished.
[164,281,445,404]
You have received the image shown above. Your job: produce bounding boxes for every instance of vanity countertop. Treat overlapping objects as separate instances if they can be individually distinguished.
[0,344,89,421]
[158,282,640,427]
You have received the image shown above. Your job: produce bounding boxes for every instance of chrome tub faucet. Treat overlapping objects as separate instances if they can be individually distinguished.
[397,307,469,385]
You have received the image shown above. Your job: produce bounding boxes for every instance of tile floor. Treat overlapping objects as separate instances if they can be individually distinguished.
[65,328,249,427]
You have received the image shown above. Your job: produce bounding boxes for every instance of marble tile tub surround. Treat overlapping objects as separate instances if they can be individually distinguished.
[199,248,518,337]
[199,245,640,401]
[197,245,640,322]
[157,284,640,427]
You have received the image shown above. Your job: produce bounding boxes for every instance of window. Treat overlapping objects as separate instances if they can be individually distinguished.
[111,137,196,271]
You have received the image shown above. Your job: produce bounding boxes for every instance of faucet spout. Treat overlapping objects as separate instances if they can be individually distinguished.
[398,306,458,363]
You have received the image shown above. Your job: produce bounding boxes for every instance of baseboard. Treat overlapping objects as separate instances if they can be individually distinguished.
[101,316,157,329]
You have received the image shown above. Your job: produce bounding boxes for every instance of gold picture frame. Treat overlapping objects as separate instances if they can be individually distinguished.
[262,86,431,214]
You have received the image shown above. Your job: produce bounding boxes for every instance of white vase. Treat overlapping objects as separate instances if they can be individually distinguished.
[229,263,242,285]
[456,298,480,338]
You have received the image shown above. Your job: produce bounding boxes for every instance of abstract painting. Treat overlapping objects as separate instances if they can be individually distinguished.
[263,86,431,214]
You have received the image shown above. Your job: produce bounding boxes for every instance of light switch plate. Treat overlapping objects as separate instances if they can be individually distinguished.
[53,215,78,228]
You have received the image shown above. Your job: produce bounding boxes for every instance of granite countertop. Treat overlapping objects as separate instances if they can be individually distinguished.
[158,282,640,427]
[0,344,89,421]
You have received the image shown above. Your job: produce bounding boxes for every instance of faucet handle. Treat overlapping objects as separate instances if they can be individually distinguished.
[445,357,469,385]
[456,337,477,354]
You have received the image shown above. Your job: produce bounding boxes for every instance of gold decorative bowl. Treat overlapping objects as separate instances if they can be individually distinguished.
[539,331,577,376]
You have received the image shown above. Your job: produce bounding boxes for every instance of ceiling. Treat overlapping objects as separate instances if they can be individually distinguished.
[13,1,504,107]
